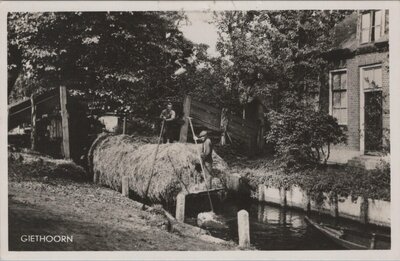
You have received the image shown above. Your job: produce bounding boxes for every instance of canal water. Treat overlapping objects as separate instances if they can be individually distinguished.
[184,195,390,250]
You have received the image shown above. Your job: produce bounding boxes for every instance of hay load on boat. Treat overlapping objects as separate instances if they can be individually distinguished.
[88,134,228,203]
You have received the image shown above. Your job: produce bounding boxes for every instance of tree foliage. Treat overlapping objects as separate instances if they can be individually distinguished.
[214,10,351,167]
[213,10,353,107]
[8,12,196,119]
[175,47,239,112]
[266,96,347,169]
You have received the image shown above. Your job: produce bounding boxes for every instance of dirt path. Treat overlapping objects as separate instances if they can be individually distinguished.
[8,175,234,251]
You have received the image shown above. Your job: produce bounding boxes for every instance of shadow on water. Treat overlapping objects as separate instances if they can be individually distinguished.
[124,186,389,251]
[185,194,389,250]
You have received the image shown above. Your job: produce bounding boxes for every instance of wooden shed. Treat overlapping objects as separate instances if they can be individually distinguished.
[8,86,88,162]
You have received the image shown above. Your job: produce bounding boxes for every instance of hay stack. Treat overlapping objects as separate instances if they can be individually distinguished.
[89,134,228,203]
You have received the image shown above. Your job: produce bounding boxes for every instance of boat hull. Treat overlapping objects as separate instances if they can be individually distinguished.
[305,216,390,250]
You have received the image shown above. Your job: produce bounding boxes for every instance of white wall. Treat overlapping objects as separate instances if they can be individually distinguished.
[99,115,120,132]
[368,199,390,226]
[252,183,390,227]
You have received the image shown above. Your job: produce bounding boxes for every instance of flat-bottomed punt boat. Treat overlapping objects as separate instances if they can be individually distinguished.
[305,216,390,250]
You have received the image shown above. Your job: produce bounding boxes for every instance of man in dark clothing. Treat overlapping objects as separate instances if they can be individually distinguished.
[160,102,176,143]
[196,130,213,188]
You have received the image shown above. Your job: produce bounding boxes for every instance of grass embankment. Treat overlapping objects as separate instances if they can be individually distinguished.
[215,144,390,202]
[8,149,235,251]
[236,159,390,202]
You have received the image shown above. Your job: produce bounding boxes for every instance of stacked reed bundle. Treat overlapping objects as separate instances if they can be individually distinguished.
[89,134,228,203]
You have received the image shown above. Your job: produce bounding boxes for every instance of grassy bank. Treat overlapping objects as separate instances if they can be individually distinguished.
[213,142,390,202]
[8,150,235,251]
[234,159,390,202]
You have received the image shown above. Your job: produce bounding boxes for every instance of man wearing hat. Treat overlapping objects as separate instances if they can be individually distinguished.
[160,102,176,143]
[196,130,213,188]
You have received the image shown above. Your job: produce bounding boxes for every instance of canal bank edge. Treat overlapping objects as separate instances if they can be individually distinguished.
[155,204,237,248]
[225,174,390,228]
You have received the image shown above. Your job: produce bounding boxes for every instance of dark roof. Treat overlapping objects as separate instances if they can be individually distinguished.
[324,11,389,59]
[331,12,358,52]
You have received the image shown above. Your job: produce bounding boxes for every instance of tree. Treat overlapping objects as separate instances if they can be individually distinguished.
[7,43,22,96]
[213,10,352,110]
[8,12,196,120]
[266,95,347,169]
[175,43,239,111]
[213,10,351,166]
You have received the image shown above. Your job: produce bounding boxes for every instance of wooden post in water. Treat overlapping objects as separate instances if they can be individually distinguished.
[122,176,129,197]
[258,184,264,202]
[179,96,191,143]
[257,204,264,222]
[304,192,311,212]
[360,197,369,224]
[237,210,250,248]
[30,94,37,151]
[370,233,376,249]
[176,192,186,222]
[279,188,287,207]
[331,193,339,218]
[60,86,70,160]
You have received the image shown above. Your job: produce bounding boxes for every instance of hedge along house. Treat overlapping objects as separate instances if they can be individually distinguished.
[322,10,389,168]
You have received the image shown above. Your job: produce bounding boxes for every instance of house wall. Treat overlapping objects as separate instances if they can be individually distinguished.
[323,10,390,164]
[327,50,389,155]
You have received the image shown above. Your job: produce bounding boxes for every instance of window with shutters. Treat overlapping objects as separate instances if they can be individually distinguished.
[330,70,348,125]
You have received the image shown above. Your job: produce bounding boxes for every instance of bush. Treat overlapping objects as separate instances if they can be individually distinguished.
[266,101,347,170]
[300,161,390,201]
[241,161,390,202]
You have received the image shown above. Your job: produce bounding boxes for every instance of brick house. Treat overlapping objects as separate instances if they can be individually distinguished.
[322,10,389,168]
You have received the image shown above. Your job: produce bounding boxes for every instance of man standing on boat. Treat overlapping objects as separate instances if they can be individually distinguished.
[196,130,213,188]
[160,102,176,143]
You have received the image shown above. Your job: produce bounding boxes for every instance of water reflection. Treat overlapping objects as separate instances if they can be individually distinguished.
[256,204,306,228]
[202,199,342,250]
[186,197,389,250]
[182,194,389,250]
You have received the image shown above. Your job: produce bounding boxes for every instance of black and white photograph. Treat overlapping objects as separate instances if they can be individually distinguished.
[1,1,399,260]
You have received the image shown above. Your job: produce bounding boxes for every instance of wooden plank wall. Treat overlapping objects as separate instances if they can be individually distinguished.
[8,88,59,131]
[8,87,73,160]
[190,100,221,132]
[182,96,261,155]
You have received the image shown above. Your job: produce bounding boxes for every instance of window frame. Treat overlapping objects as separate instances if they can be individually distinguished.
[362,64,383,92]
[329,69,348,126]
[360,10,385,44]
[359,64,383,154]
[360,12,371,44]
